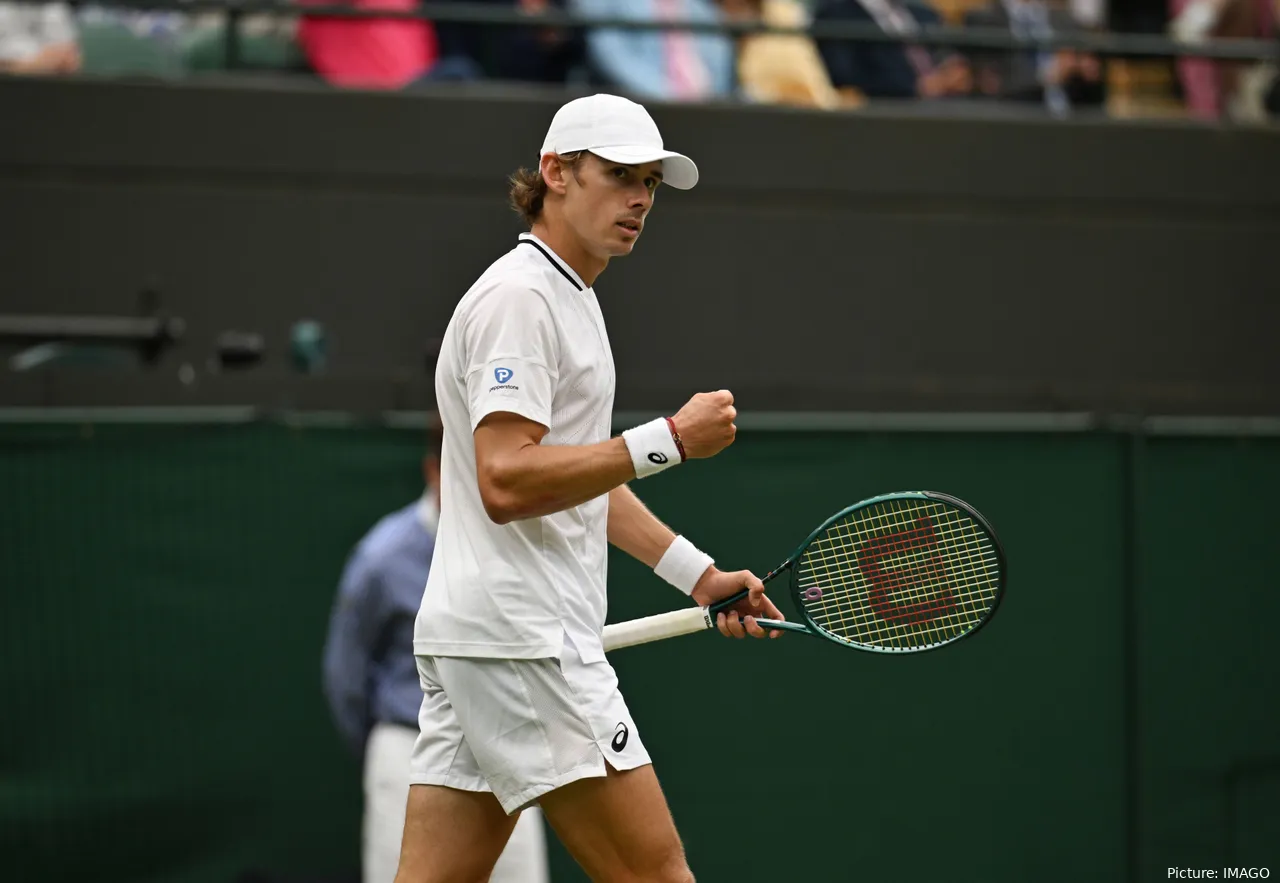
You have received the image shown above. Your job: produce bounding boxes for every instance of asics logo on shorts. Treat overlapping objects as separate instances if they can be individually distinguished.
[611,722,629,752]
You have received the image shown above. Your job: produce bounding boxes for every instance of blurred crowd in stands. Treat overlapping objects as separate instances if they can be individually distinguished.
[1,0,1277,120]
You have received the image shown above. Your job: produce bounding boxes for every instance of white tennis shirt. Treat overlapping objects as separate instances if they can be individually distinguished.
[414,233,617,664]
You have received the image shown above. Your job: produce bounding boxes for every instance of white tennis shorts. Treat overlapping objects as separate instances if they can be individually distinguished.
[408,633,651,814]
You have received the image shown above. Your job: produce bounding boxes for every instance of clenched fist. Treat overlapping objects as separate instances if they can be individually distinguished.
[671,390,737,459]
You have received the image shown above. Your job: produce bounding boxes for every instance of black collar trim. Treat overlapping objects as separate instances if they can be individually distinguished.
[518,237,583,292]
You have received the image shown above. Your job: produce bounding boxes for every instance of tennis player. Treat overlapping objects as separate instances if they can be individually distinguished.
[399,93,785,883]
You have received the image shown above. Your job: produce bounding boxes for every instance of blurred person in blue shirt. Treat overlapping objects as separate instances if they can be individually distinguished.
[570,0,736,101]
[322,422,549,883]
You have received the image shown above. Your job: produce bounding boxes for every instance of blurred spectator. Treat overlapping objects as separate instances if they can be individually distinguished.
[440,0,585,83]
[0,0,79,75]
[814,0,973,100]
[322,424,550,883]
[77,0,188,46]
[718,0,849,107]
[1068,0,1108,27]
[497,0,585,82]
[964,0,1106,113]
[1268,2,1280,116]
[1169,0,1276,118]
[299,0,588,89]
[570,0,736,101]
[73,1,191,78]
[297,0,464,90]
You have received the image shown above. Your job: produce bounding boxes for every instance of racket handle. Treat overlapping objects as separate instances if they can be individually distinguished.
[708,588,750,616]
[602,606,712,652]
[711,590,806,634]
[600,590,747,652]
[601,596,805,652]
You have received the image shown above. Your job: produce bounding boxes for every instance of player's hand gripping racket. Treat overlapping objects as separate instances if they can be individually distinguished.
[602,491,1006,655]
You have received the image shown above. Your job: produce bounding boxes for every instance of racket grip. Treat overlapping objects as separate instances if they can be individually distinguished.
[707,588,751,616]
[602,606,713,652]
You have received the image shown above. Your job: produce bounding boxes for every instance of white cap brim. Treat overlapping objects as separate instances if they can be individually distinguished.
[587,145,699,190]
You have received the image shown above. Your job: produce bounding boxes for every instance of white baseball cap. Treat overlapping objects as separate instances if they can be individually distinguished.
[539,93,699,191]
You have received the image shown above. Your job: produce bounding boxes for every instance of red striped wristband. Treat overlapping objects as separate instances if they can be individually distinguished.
[664,417,687,462]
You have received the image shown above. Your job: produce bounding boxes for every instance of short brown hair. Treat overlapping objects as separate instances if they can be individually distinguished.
[507,151,586,227]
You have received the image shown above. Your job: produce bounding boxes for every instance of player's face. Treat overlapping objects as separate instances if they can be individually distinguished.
[563,155,662,257]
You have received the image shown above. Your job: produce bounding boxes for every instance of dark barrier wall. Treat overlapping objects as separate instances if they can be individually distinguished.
[2,77,1279,415]
[1137,437,1280,869]
[2,424,1278,882]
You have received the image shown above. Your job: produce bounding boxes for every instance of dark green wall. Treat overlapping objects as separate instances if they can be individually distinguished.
[0,423,423,883]
[1135,437,1280,876]
[1,424,1276,882]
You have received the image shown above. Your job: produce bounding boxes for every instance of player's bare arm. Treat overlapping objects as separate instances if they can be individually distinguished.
[605,483,784,640]
[474,412,634,524]
[473,389,739,525]
[603,484,674,569]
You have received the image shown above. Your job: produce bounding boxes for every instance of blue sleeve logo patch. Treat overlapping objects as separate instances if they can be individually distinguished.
[494,367,514,384]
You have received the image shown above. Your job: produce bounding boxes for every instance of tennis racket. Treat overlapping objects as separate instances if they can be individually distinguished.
[602,491,1006,655]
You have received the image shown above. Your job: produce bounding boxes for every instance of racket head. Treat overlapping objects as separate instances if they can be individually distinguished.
[786,491,1006,654]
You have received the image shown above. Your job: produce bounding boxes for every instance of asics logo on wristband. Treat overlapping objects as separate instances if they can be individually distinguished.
[623,418,680,478]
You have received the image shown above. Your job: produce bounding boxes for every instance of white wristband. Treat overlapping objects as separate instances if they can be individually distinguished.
[654,535,715,596]
[621,417,682,479]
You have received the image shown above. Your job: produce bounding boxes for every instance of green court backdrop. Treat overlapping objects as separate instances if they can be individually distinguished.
[1,423,1276,882]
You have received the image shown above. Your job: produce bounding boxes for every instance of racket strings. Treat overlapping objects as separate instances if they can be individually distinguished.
[810,505,995,648]
[804,529,985,648]
[795,499,1000,651]
[817,505,992,647]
